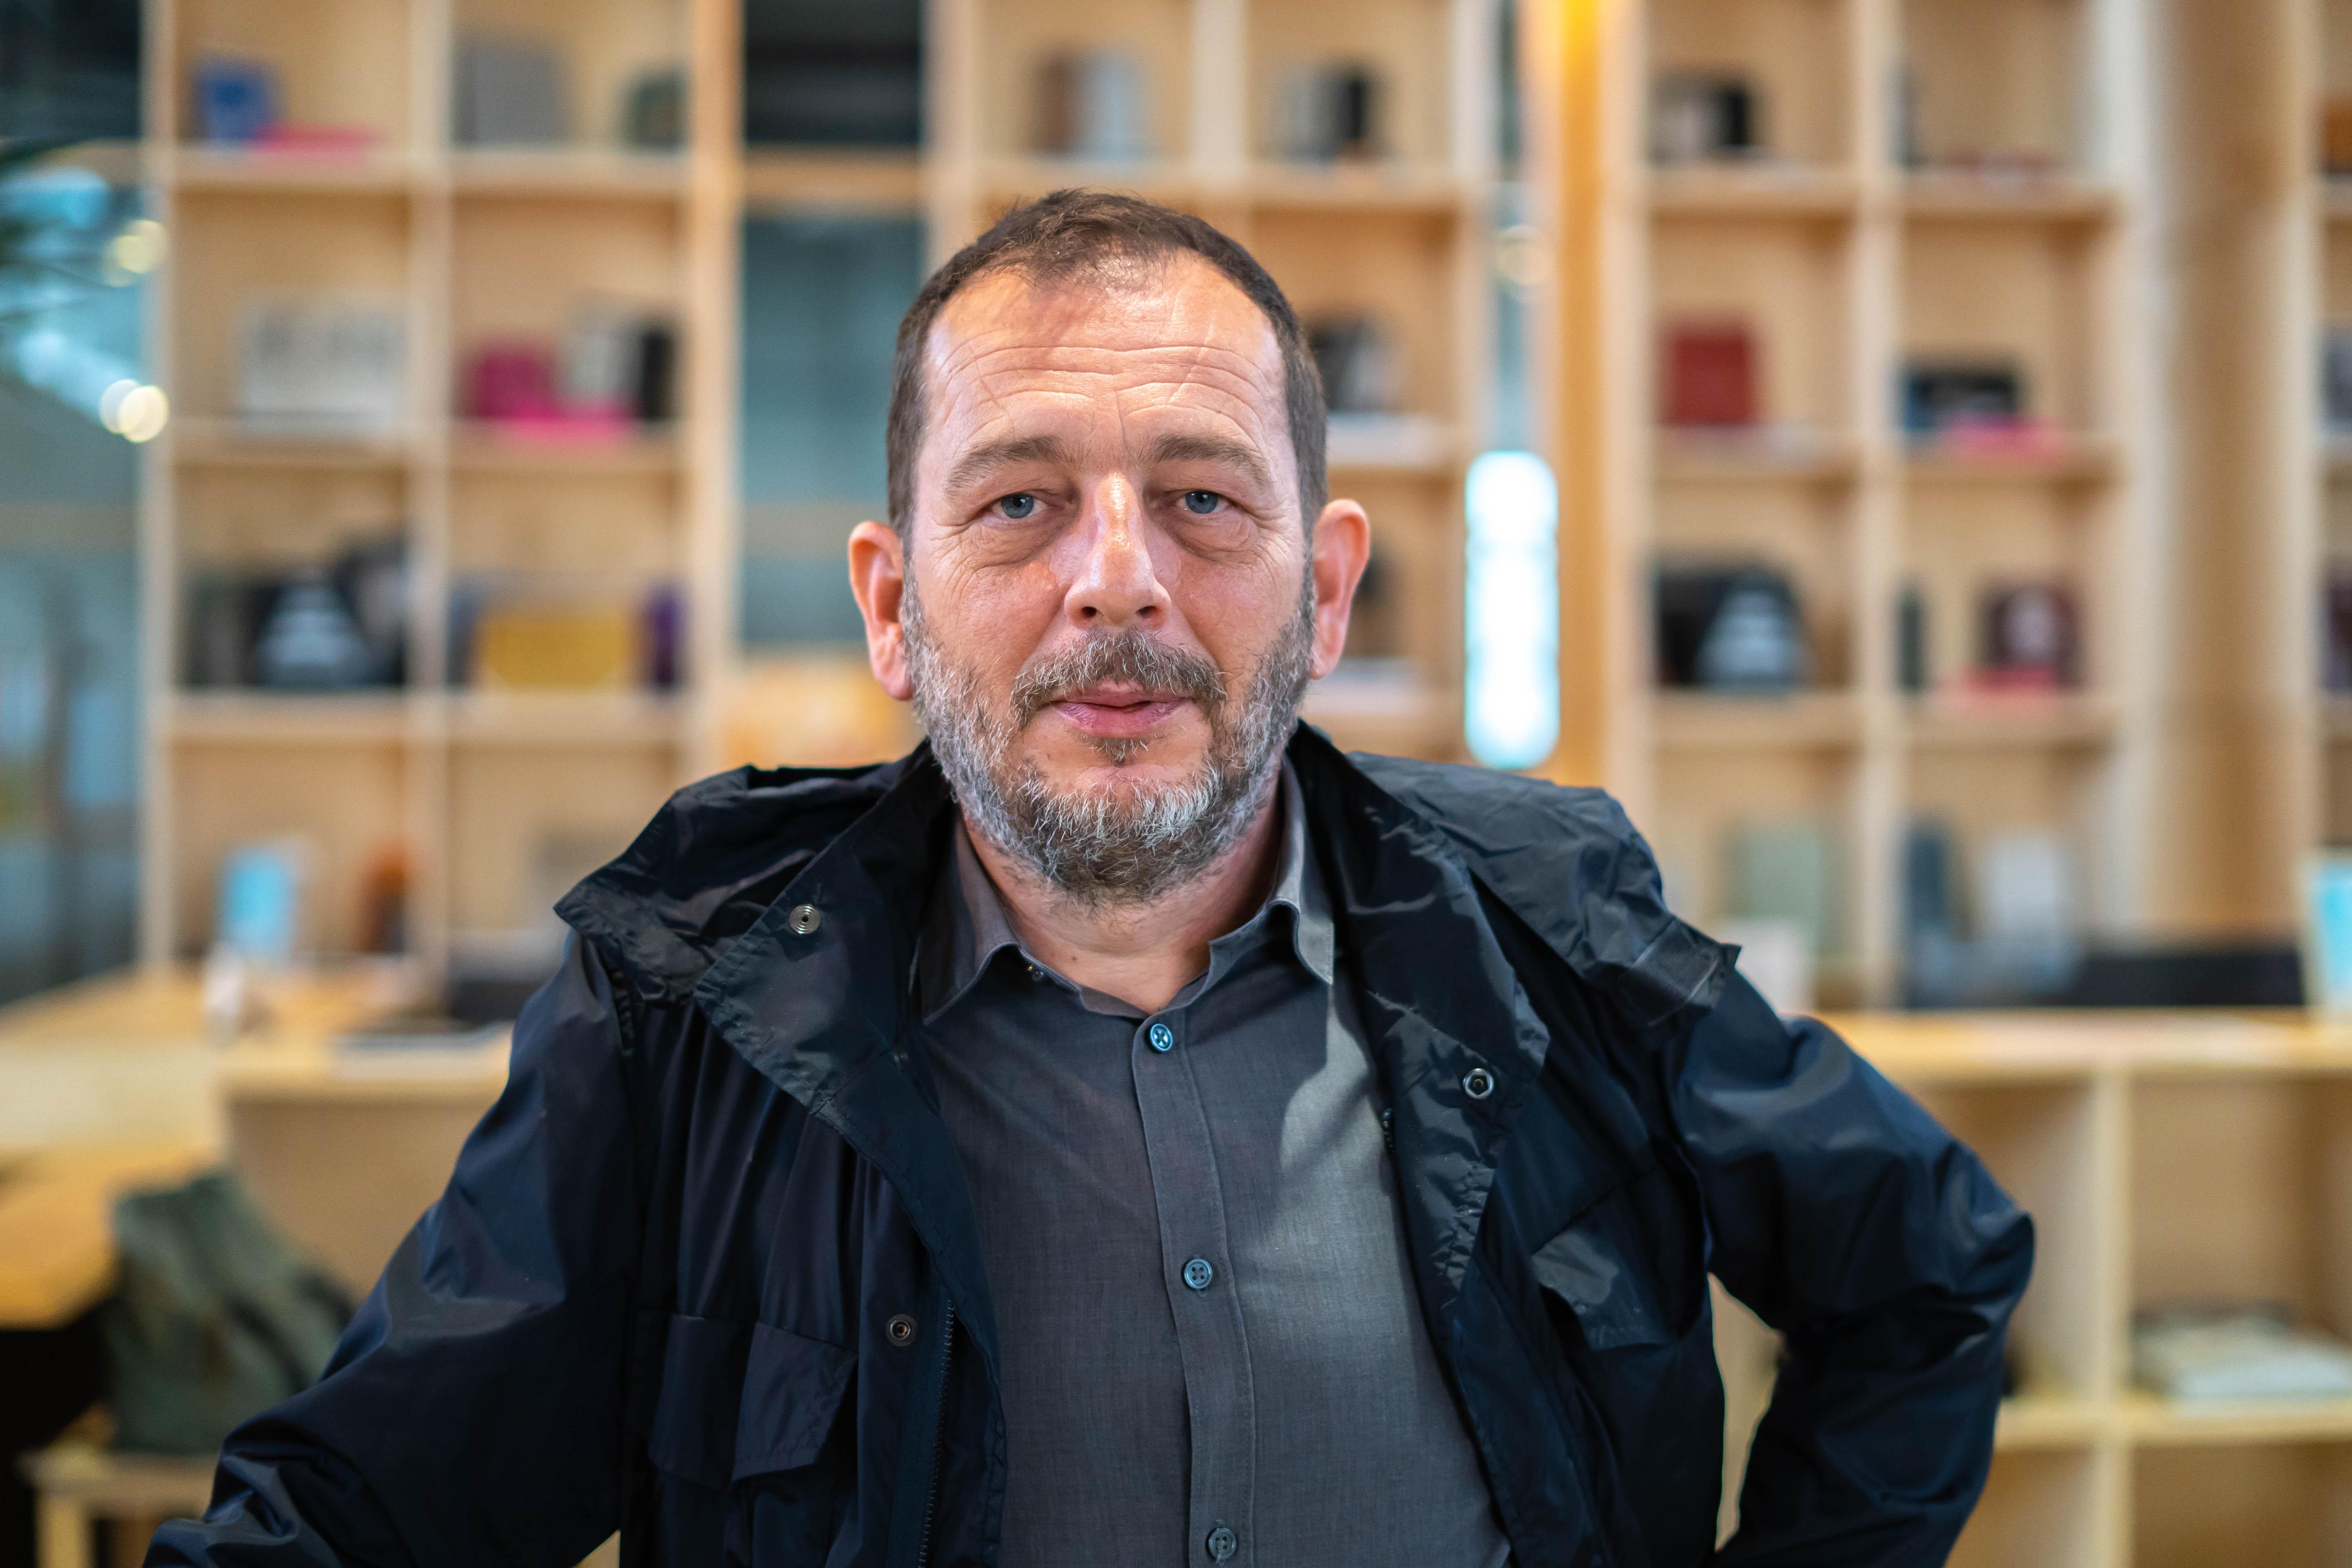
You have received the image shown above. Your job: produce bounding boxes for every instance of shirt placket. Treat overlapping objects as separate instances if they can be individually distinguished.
[1129,1005,1257,1568]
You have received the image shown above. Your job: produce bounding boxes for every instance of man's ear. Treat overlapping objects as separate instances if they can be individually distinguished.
[1308,498,1372,680]
[848,520,914,701]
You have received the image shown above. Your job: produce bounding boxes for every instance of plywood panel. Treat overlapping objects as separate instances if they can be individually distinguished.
[1249,0,1452,166]
[1654,214,1853,431]
[1650,0,1850,166]
[170,192,413,422]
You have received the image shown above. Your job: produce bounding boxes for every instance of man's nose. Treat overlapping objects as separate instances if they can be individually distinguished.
[1063,475,1171,629]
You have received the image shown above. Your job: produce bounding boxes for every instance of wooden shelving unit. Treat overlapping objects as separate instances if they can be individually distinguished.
[1793,1015,2352,1568]
[1538,0,2154,1007]
[136,0,1495,970]
[136,0,736,973]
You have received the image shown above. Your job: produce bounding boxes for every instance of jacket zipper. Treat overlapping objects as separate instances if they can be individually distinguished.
[913,1299,956,1568]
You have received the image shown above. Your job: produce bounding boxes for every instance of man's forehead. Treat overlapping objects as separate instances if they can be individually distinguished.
[923,257,1286,407]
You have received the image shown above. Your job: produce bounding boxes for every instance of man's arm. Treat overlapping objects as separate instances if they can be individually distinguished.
[1665,974,2033,1567]
[147,934,644,1568]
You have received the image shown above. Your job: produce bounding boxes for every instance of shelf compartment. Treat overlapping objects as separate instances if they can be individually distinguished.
[1903,216,2107,436]
[974,0,1193,163]
[169,190,413,426]
[1651,742,1858,963]
[1947,1448,2101,1568]
[449,467,680,579]
[172,0,412,153]
[1654,211,1854,435]
[1334,473,1459,677]
[445,742,678,937]
[1899,0,2088,176]
[1657,468,1856,686]
[2133,1443,2352,1568]
[1248,0,1454,169]
[1251,207,1463,425]
[1298,661,1460,760]
[176,460,410,569]
[1653,691,1863,749]
[1648,0,1852,168]
[170,735,413,959]
[451,0,687,157]
[1903,474,2107,697]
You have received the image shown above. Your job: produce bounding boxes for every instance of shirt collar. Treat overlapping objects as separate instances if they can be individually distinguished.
[917,759,1335,1022]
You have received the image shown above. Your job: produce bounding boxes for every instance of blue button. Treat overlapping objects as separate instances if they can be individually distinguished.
[1148,1022,1175,1052]
[1206,1524,1238,1561]
[1183,1256,1214,1291]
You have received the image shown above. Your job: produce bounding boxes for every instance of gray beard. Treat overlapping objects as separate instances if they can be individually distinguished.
[904,576,1314,907]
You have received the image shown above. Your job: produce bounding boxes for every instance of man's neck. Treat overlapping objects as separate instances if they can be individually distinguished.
[959,785,1287,1014]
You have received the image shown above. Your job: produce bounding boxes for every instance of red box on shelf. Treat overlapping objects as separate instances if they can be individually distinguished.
[1661,319,1758,428]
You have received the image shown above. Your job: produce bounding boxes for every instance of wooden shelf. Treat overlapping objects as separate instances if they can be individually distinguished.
[1648,163,1860,218]
[1901,172,2123,225]
[1994,1394,2104,1451]
[447,149,688,200]
[742,149,924,213]
[167,691,415,745]
[1243,163,1474,213]
[1903,435,2121,485]
[448,421,684,474]
[1905,694,2119,748]
[1655,427,1859,483]
[170,418,413,470]
[172,144,414,194]
[440,690,685,747]
[1653,690,1864,749]
[2125,1394,2352,1446]
[1326,415,1460,473]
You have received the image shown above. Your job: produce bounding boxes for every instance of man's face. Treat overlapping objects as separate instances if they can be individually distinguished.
[849,252,1368,900]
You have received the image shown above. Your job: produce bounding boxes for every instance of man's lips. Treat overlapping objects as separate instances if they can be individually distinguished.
[1046,688,1192,739]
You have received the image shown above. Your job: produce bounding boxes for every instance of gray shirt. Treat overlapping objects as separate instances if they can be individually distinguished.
[915,767,1510,1568]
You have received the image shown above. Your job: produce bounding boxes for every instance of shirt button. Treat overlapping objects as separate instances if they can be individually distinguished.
[787,903,822,936]
[1026,963,1045,982]
[1462,1066,1496,1100]
[1205,1524,1238,1562]
[1183,1256,1214,1291]
[1148,1022,1175,1053]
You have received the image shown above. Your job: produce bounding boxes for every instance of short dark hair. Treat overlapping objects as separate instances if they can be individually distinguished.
[885,189,1328,537]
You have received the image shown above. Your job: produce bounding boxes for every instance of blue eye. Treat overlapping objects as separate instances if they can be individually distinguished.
[998,493,1038,520]
[1181,490,1221,516]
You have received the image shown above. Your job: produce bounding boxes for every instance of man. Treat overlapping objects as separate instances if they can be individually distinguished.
[153,191,2029,1568]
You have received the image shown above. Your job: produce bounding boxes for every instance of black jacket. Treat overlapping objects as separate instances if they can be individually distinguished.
[150,729,2031,1568]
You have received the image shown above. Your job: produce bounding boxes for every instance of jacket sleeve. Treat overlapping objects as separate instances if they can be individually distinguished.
[147,934,644,1568]
[1663,974,2033,1567]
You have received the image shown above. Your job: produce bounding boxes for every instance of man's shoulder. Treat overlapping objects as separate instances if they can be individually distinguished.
[1332,747,1731,1030]
[554,755,916,1001]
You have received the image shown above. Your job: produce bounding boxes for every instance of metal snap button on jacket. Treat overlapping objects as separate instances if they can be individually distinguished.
[885,1313,917,1346]
[1182,1257,1214,1291]
[787,903,822,936]
[1148,1022,1175,1052]
[1462,1066,1496,1100]
[1205,1524,1238,1562]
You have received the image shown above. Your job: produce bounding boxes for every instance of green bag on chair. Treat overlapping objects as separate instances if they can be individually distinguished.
[99,1169,353,1456]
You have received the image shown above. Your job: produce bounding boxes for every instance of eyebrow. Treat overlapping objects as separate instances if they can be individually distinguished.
[943,434,1073,497]
[1149,433,1275,494]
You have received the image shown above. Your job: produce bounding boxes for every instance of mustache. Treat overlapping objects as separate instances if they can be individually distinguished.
[1009,631,1228,729]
